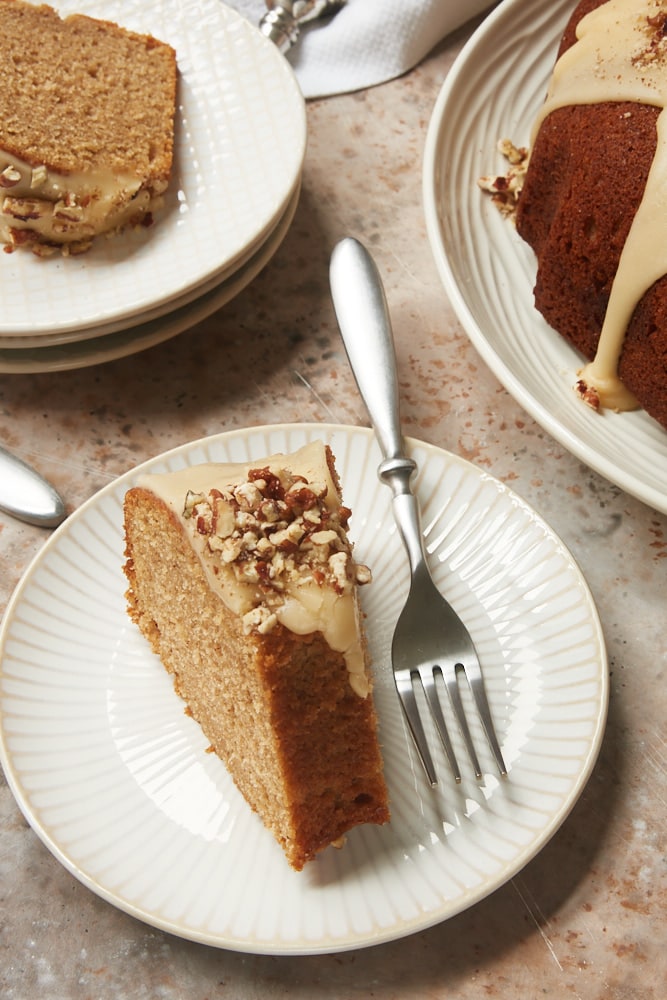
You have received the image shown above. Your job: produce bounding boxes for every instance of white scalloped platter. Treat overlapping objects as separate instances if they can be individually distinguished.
[423,0,667,515]
[0,424,608,954]
[0,0,305,337]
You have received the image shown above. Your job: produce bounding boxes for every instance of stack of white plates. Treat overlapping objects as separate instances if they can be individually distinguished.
[0,0,306,374]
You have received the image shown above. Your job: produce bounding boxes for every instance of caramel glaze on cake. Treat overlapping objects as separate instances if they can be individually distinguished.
[123,441,389,871]
[515,0,667,428]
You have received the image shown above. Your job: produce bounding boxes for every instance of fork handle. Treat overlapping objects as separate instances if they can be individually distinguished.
[330,238,408,465]
[330,237,428,575]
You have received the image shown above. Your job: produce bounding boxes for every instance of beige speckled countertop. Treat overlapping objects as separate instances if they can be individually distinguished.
[1,18,666,1000]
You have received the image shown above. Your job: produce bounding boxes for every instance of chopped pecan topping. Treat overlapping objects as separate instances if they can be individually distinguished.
[54,198,84,223]
[634,9,667,66]
[576,378,601,412]
[2,196,49,221]
[0,165,21,188]
[182,463,372,634]
[30,165,47,190]
[478,139,529,220]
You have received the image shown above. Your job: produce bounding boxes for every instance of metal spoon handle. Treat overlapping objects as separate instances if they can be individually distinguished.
[330,237,425,574]
[0,445,66,527]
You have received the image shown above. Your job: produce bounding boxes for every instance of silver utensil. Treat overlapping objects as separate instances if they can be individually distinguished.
[259,0,346,53]
[0,444,66,527]
[329,237,507,786]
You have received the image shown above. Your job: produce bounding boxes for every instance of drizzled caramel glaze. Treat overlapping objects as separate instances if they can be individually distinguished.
[138,441,371,697]
[532,0,667,410]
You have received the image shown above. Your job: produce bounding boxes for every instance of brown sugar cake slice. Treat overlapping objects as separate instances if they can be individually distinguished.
[0,0,177,256]
[123,440,390,871]
[513,0,667,428]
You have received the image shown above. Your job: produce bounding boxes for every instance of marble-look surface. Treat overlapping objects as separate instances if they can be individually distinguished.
[1,19,666,1000]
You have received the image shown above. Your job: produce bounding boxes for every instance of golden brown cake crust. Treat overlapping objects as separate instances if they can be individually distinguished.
[123,482,389,872]
[515,0,667,429]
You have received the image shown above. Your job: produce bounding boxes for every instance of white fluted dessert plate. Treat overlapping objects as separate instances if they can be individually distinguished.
[0,424,607,955]
[0,182,298,372]
[0,0,305,337]
[0,181,299,351]
[0,185,298,373]
[423,0,667,515]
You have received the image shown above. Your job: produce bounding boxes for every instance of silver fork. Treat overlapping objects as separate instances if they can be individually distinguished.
[330,237,507,787]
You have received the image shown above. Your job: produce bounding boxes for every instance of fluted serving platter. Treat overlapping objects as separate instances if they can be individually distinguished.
[0,424,607,954]
[423,0,667,514]
[0,0,306,338]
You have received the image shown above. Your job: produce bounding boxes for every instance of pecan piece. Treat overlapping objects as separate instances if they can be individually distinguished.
[2,196,49,221]
[0,165,21,188]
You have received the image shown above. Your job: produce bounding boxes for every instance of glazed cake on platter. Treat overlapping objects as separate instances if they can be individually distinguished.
[514,0,667,428]
[480,0,667,429]
[0,0,177,256]
[123,440,390,871]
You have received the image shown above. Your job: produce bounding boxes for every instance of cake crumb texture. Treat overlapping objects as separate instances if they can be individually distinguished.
[0,0,176,178]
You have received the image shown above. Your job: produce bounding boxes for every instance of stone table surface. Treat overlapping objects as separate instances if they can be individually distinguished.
[1,17,666,1000]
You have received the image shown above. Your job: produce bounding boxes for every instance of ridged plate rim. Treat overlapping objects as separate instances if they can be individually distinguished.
[423,0,667,515]
[0,183,299,373]
[0,423,608,955]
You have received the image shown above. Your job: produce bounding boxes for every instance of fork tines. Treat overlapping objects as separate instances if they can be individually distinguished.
[396,662,507,787]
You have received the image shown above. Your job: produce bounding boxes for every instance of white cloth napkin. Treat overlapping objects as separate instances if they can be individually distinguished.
[227,0,495,99]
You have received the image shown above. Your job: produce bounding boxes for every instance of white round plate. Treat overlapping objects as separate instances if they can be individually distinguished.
[0,182,298,351]
[423,0,667,515]
[0,424,608,955]
[0,0,305,337]
[0,185,298,373]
